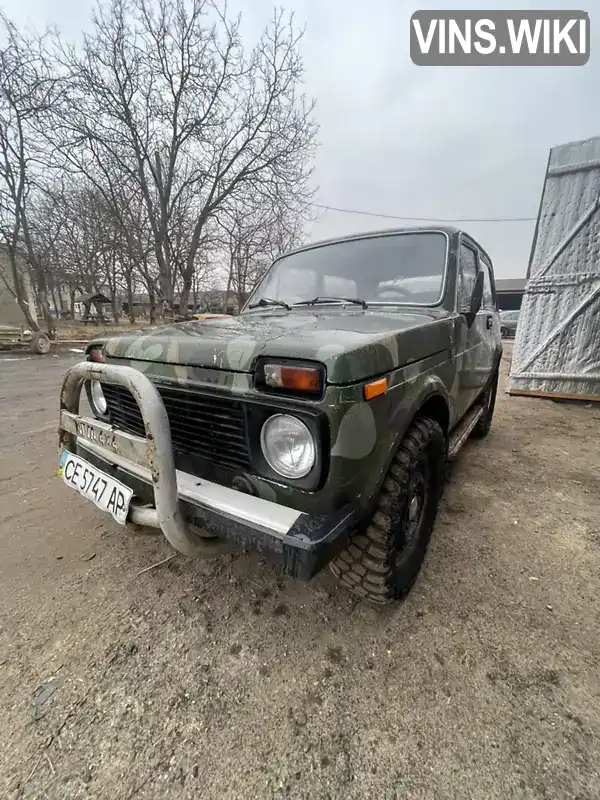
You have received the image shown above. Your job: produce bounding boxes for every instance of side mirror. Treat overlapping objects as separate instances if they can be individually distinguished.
[464,270,484,327]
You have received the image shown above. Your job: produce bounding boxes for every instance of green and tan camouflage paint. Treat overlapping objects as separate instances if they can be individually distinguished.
[84,228,501,517]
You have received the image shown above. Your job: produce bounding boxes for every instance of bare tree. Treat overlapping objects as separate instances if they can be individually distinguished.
[27,187,70,317]
[220,210,269,312]
[0,15,65,332]
[219,188,311,311]
[50,0,317,314]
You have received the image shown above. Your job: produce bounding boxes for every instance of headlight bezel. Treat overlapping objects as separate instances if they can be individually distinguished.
[259,413,316,480]
[85,379,109,419]
[246,401,329,491]
[89,380,108,417]
[83,345,110,421]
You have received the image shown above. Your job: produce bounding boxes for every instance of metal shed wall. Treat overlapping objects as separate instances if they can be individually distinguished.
[508,136,600,401]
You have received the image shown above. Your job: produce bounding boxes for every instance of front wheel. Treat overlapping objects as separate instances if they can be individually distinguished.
[330,417,447,605]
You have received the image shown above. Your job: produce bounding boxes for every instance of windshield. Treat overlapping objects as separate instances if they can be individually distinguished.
[245,231,448,309]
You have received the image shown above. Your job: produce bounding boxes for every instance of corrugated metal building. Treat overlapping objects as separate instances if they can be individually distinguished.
[496,278,526,311]
[508,136,600,402]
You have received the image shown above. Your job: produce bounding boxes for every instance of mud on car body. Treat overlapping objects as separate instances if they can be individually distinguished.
[58,226,502,604]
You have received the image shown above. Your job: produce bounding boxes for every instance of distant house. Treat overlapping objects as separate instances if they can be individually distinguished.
[194,289,248,314]
[120,292,153,318]
[170,289,248,315]
[71,287,250,319]
[495,278,526,311]
[72,293,117,322]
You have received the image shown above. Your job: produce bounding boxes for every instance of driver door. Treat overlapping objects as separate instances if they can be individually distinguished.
[454,239,489,417]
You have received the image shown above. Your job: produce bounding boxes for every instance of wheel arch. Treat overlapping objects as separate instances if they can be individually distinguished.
[371,376,451,505]
[414,391,450,437]
[408,375,451,437]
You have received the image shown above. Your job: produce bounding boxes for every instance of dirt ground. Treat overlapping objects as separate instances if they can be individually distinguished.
[1,344,599,800]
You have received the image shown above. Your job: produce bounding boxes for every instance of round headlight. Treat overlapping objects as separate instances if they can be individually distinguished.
[89,380,107,416]
[260,414,316,479]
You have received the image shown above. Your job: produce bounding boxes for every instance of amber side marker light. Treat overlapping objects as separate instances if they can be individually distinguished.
[264,363,321,393]
[364,377,387,400]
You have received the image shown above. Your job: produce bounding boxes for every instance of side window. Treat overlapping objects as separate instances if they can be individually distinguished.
[457,243,478,313]
[481,265,494,310]
[479,253,496,310]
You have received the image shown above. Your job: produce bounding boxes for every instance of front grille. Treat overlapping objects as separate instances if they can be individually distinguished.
[101,383,251,470]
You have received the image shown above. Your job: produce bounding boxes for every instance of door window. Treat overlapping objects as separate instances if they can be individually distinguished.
[480,262,495,310]
[458,243,478,313]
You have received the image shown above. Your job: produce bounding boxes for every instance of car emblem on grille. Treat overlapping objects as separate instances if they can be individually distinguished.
[75,420,117,451]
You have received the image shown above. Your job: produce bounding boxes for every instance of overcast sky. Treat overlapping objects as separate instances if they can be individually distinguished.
[3,0,598,278]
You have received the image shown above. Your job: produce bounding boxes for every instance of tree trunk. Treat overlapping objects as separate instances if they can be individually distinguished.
[192,275,198,313]
[126,277,136,324]
[8,255,39,330]
[111,294,120,324]
[51,286,60,317]
[179,278,191,318]
[148,289,155,323]
[57,286,68,315]
[224,266,233,314]
[21,232,53,332]
[155,243,173,311]
[36,283,54,334]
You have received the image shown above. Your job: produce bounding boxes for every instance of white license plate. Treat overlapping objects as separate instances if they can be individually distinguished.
[59,450,133,525]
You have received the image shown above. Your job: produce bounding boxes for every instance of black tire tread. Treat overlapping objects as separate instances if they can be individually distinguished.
[330,417,445,605]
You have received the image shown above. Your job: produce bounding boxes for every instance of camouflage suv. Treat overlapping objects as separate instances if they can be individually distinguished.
[58,226,502,604]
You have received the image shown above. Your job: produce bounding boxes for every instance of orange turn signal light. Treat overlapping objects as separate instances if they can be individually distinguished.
[364,377,387,400]
[264,363,321,393]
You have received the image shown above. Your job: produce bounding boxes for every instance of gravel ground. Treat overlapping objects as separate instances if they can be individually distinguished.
[1,345,599,800]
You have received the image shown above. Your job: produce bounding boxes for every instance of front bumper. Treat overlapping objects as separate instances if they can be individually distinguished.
[58,361,356,580]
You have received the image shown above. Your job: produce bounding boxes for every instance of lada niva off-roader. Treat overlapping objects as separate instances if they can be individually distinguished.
[58,227,502,604]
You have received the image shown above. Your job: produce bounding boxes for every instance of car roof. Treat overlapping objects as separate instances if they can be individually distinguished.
[278,225,493,266]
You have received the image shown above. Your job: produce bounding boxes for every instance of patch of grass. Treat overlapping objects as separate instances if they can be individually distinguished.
[55,320,151,340]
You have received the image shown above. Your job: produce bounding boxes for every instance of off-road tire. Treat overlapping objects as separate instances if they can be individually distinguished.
[472,368,499,439]
[30,332,51,354]
[330,417,446,605]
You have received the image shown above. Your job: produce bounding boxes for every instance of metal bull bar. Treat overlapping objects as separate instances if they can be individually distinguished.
[58,361,229,558]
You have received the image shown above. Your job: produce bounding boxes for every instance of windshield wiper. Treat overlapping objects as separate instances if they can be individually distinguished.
[293,296,368,309]
[248,297,291,311]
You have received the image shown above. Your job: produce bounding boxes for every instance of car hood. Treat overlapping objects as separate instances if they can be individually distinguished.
[102,307,453,384]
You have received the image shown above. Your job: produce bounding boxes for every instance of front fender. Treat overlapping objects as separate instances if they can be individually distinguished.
[384,373,450,470]
[343,362,454,514]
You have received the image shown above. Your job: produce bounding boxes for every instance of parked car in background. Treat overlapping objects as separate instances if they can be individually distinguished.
[500,309,519,338]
